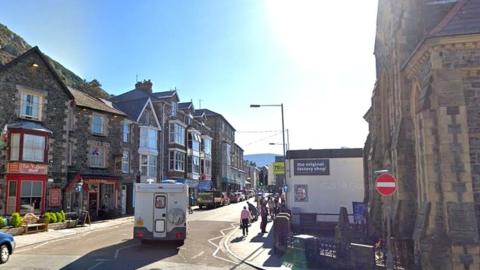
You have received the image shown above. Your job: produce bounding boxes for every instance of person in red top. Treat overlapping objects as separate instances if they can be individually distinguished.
[240,206,252,236]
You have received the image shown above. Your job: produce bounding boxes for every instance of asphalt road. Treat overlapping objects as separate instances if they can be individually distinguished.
[6,200,257,270]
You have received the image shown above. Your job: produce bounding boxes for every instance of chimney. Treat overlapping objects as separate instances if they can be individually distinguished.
[135,79,153,93]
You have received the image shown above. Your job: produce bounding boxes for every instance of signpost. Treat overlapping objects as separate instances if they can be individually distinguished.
[375,173,397,270]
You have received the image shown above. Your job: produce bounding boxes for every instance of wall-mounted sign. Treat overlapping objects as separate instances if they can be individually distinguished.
[7,162,48,175]
[49,188,62,207]
[293,159,330,175]
[273,162,285,175]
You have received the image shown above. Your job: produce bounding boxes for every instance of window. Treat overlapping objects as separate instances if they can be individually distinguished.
[169,150,185,171]
[67,142,73,166]
[140,127,157,150]
[171,102,177,116]
[91,114,104,135]
[20,181,42,214]
[203,138,212,157]
[187,156,200,174]
[10,133,20,161]
[20,93,41,120]
[23,134,45,162]
[123,122,130,143]
[89,145,105,167]
[155,195,166,208]
[140,154,157,178]
[188,132,200,152]
[169,123,185,145]
[122,150,129,173]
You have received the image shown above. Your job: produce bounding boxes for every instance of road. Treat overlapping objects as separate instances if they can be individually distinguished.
[7,200,257,270]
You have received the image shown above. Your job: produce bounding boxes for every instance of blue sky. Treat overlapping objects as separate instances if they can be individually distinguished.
[1,0,378,155]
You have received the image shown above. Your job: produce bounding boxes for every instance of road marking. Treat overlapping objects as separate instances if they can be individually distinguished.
[114,243,140,259]
[87,262,103,270]
[207,223,240,265]
[191,251,204,259]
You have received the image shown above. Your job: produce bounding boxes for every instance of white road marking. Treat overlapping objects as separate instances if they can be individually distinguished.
[114,243,140,259]
[191,251,204,259]
[207,223,240,264]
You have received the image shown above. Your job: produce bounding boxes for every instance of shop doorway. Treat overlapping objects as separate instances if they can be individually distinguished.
[88,192,98,218]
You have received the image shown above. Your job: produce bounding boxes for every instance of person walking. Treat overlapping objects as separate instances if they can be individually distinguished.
[260,201,268,233]
[240,206,252,236]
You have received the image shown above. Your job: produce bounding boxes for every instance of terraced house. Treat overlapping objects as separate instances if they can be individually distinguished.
[364,0,480,269]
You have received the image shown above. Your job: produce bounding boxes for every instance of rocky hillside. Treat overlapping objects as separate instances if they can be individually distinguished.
[0,23,109,98]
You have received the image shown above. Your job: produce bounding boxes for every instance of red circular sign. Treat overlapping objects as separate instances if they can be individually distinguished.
[375,173,397,196]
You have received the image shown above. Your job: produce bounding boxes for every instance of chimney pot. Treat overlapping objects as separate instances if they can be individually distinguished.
[135,79,153,93]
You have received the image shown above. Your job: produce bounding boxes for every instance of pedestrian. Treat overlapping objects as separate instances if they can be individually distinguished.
[260,201,268,233]
[267,197,275,220]
[240,206,251,236]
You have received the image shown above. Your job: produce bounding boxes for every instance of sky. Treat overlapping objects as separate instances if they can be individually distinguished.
[1,0,378,155]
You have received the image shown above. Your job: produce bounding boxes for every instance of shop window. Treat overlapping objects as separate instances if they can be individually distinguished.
[23,134,45,162]
[20,181,42,214]
[20,93,42,120]
[10,133,20,161]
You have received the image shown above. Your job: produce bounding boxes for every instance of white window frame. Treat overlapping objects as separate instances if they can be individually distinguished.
[89,145,106,168]
[122,150,130,173]
[140,154,157,178]
[91,113,105,135]
[23,134,45,162]
[169,122,185,146]
[122,121,130,143]
[20,93,42,120]
[171,101,177,116]
[140,126,158,151]
[10,133,20,161]
[169,150,185,172]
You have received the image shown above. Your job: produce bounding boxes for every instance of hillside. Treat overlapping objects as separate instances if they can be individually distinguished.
[0,23,109,98]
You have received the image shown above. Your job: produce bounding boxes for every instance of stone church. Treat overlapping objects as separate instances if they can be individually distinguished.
[364,0,480,269]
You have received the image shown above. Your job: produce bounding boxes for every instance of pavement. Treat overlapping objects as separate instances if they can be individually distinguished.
[225,215,291,270]
[14,216,134,249]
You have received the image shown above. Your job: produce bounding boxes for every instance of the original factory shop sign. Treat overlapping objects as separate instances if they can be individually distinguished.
[294,159,330,175]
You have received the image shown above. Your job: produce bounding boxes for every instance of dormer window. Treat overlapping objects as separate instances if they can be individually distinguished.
[171,102,177,116]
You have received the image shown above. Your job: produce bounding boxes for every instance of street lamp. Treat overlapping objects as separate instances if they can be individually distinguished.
[250,103,287,202]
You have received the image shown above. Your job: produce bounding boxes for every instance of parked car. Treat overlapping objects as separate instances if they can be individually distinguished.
[229,192,240,203]
[236,192,246,202]
[0,232,15,264]
[222,192,230,205]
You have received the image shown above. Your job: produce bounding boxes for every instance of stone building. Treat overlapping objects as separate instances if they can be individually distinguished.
[195,109,236,191]
[364,1,480,269]
[232,143,246,190]
[0,47,74,215]
[63,88,127,218]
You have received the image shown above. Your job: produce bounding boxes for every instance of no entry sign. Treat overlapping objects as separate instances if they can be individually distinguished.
[375,173,397,196]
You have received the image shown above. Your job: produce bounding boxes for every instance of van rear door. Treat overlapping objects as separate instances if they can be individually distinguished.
[153,193,167,238]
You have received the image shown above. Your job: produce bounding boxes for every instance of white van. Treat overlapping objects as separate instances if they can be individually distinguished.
[133,182,188,243]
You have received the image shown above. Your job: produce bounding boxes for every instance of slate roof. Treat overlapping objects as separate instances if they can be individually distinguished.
[179,102,193,110]
[152,90,177,99]
[286,148,363,159]
[110,88,154,103]
[7,121,52,133]
[430,0,480,37]
[195,108,236,131]
[113,97,149,121]
[69,87,126,116]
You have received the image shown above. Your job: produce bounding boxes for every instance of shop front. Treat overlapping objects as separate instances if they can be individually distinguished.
[64,174,120,219]
[6,162,48,215]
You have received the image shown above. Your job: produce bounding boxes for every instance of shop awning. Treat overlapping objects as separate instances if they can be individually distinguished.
[64,174,120,192]
[7,121,52,133]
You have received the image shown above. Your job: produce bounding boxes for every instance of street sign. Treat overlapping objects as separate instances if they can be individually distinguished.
[375,173,397,196]
[273,162,285,175]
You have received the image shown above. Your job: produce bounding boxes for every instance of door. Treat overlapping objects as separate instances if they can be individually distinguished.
[7,181,17,215]
[153,193,167,239]
[121,185,127,215]
[89,192,98,218]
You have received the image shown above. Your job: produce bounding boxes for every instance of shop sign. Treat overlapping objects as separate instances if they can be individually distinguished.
[7,162,48,175]
[293,159,330,175]
[273,162,285,175]
[49,188,62,207]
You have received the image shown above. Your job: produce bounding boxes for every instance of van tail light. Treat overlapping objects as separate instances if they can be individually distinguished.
[135,231,144,239]
[176,232,185,239]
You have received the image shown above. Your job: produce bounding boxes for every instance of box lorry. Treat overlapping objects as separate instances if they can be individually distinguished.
[133,182,188,243]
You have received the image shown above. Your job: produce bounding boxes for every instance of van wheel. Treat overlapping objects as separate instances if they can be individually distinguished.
[0,244,10,264]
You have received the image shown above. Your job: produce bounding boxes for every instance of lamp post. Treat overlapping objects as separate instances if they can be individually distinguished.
[374,169,394,270]
[250,104,287,204]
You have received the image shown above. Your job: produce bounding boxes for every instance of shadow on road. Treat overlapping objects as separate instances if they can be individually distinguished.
[60,239,181,270]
